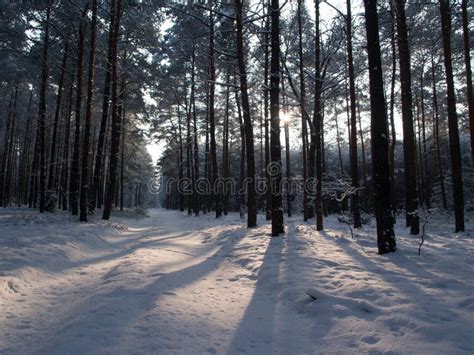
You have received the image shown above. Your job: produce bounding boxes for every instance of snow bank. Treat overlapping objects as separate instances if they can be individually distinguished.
[0,208,127,298]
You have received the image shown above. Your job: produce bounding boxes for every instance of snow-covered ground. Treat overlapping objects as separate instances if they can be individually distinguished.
[0,208,473,354]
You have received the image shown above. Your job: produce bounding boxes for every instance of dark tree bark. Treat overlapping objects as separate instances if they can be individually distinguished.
[357,97,368,207]
[102,0,123,220]
[222,71,230,216]
[235,0,257,228]
[208,4,221,218]
[186,88,192,216]
[0,88,15,207]
[191,46,200,216]
[346,0,361,228]
[363,0,396,254]
[414,93,424,206]
[335,108,344,177]
[1,86,18,207]
[19,90,34,205]
[92,2,115,210]
[297,0,309,221]
[461,0,474,162]
[431,55,447,210]
[264,8,271,221]
[29,111,40,208]
[419,70,430,208]
[235,86,246,219]
[80,0,98,222]
[204,84,210,214]
[61,72,75,210]
[270,0,284,236]
[6,103,18,206]
[395,0,419,235]
[119,85,125,212]
[284,119,291,217]
[177,103,184,212]
[48,40,68,192]
[38,1,51,213]
[70,4,88,215]
[389,1,397,211]
[313,0,323,231]
[439,0,464,232]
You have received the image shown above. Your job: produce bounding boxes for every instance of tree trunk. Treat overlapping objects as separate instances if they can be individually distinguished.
[2,86,18,207]
[208,3,221,218]
[297,0,309,221]
[186,87,192,216]
[284,120,291,217]
[431,55,447,210]
[313,0,323,231]
[19,90,34,206]
[419,70,430,208]
[222,70,230,216]
[178,103,184,212]
[414,93,424,207]
[264,7,271,221]
[346,0,361,228]
[29,112,40,208]
[0,88,15,207]
[70,5,88,215]
[389,1,397,212]
[61,72,75,210]
[235,86,246,219]
[270,0,284,236]
[191,46,200,216]
[395,0,419,235]
[80,0,98,222]
[357,97,368,207]
[92,2,115,210]
[38,1,51,213]
[48,40,68,192]
[204,92,210,214]
[335,108,344,176]
[6,116,18,206]
[102,0,123,220]
[363,0,396,254]
[119,86,125,212]
[461,0,474,162]
[439,0,465,232]
[235,0,257,228]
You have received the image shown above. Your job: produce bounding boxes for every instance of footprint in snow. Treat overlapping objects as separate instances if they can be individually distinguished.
[361,335,380,345]
[162,291,176,296]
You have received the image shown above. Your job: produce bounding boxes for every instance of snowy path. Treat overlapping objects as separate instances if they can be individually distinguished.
[1,209,473,354]
[1,210,258,354]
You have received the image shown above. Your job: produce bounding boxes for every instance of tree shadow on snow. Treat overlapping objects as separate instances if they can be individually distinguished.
[321,231,473,353]
[228,234,285,354]
[31,227,245,355]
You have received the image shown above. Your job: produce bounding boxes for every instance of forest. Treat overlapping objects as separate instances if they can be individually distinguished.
[0,0,473,354]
